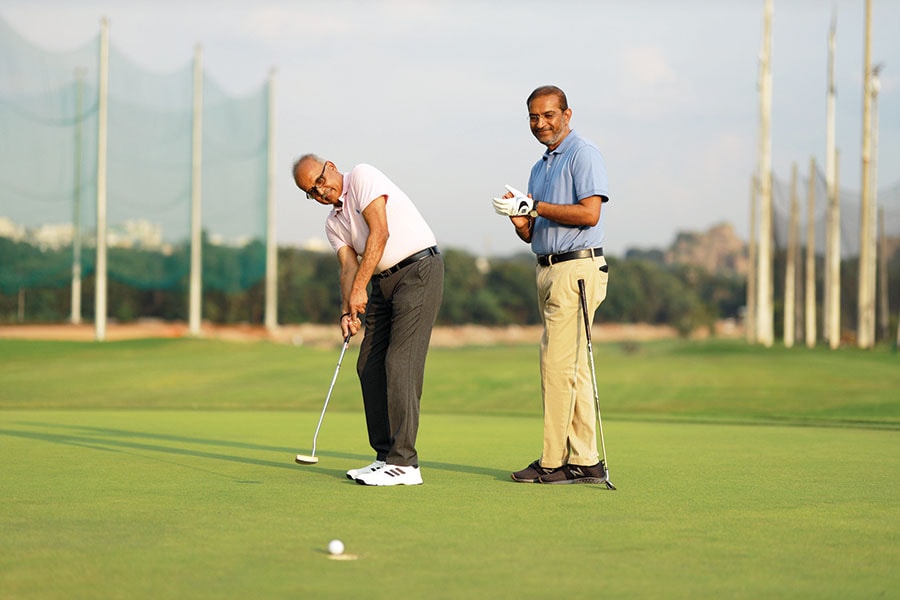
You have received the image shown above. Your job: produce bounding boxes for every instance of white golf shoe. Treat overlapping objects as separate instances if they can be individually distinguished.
[346,460,386,481]
[355,464,423,486]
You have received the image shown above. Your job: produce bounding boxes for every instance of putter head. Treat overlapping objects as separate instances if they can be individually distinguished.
[600,460,616,490]
[295,454,318,465]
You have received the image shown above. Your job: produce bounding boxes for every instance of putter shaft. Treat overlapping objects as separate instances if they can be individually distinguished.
[303,335,350,460]
[578,279,614,489]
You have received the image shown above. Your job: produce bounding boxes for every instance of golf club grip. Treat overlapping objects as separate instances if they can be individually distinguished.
[577,279,592,344]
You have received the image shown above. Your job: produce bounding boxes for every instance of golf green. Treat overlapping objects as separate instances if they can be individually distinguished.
[2,409,897,599]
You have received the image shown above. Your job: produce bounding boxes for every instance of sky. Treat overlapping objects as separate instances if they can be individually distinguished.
[2,0,898,258]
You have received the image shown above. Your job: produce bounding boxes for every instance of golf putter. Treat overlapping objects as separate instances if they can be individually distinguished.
[295,335,351,465]
[577,279,616,490]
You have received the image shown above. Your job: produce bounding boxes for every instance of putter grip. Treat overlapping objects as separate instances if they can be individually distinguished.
[577,279,592,343]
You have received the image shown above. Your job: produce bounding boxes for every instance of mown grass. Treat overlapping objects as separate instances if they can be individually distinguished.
[2,337,898,426]
[1,338,898,599]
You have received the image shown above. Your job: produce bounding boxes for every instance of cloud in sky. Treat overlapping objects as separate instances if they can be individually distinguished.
[1,0,898,257]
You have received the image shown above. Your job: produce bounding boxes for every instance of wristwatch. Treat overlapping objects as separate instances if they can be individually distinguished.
[529,201,539,219]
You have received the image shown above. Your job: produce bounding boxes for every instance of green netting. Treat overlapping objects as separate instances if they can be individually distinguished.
[0,16,269,321]
[0,17,99,298]
[771,166,900,258]
[104,45,192,290]
[201,75,268,293]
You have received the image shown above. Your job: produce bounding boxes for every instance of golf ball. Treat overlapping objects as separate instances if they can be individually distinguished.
[328,539,344,555]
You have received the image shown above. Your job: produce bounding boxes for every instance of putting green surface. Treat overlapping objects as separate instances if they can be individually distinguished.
[2,410,898,599]
[1,338,899,598]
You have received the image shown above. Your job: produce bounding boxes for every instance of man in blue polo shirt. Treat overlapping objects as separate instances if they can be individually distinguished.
[493,85,611,485]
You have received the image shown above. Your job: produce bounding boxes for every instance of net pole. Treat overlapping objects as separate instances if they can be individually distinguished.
[805,156,816,347]
[71,69,84,325]
[857,0,874,348]
[784,163,798,348]
[824,14,840,349]
[188,44,204,336]
[264,68,278,332]
[829,149,841,347]
[94,18,109,342]
[746,175,758,344]
[878,206,888,342]
[756,0,774,347]
[872,67,885,343]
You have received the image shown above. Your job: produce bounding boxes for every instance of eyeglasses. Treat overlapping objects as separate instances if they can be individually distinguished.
[529,110,561,124]
[305,162,329,199]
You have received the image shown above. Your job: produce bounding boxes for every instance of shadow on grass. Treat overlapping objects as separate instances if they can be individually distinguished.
[2,422,511,480]
[608,414,900,431]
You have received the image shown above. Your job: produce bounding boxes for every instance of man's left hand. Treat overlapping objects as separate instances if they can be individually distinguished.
[492,190,534,217]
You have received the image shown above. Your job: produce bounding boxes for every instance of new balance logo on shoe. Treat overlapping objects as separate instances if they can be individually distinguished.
[538,462,608,485]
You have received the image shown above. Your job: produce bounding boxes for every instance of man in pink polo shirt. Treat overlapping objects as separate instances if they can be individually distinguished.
[293,155,443,486]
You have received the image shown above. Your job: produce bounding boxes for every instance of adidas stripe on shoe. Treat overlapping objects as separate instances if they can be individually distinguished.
[355,464,423,486]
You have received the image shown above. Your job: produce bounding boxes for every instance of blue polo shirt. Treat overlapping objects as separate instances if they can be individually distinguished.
[528,129,609,256]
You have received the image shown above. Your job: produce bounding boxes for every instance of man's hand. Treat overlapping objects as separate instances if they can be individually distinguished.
[492,185,534,217]
[340,311,363,338]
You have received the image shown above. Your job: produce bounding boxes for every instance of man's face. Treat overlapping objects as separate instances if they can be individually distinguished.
[528,95,571,151]
[294,160,339,206]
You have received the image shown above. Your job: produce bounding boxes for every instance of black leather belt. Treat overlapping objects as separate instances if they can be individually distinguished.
[537,247,603,267]
[375,246,440,279]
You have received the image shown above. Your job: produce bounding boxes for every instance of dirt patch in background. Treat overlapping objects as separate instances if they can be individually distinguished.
[0,320,742,347]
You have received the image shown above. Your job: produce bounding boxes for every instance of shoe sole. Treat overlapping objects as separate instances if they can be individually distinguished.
[510,475,541,483]
[355,480,422,486]
[539,477,608,485]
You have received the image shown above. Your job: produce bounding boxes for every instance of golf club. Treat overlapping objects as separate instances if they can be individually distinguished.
[577,278,616,490]
[295,334,351,465]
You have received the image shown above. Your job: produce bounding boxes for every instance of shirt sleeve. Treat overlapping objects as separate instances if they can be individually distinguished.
[348,164,392,212]
[325,214,350,254]
[572,145,609,202]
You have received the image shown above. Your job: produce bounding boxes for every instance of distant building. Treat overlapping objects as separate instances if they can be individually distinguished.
[0,217,25,242]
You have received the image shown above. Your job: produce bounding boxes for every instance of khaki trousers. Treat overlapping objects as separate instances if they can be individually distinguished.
[536,255,608,468]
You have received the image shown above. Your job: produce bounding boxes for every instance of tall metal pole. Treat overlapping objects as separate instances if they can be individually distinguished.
[264,68,278,333]
[188,44,204,336]
[878,207,888,342]
[805,156,817,347]
[857,0,875,349]
[824,13,840,349]
[94,18,109,342]
[756,0,775,347]
[71,69,85,325]
[746,175,758,344]
[872,66,886,343]
[784,163,799,348]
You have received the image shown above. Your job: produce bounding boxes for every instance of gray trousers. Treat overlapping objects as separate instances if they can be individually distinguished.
[357,254,444,466]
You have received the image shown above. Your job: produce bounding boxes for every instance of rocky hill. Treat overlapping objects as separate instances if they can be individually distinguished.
[665,223,749,276]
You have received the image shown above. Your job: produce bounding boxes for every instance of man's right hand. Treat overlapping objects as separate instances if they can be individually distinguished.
[341,312,362,338]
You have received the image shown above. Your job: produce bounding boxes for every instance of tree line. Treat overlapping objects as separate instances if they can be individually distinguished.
[1,239,748,335]
[5,236,898,339]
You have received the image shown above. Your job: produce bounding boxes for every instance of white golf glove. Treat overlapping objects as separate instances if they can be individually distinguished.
[492,185,534,217]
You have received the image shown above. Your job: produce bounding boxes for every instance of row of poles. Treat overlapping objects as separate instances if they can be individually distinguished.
[748,0,894,349]
[73,19,278,341]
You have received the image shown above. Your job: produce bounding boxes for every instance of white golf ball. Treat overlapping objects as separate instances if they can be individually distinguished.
[328,539,344,555]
